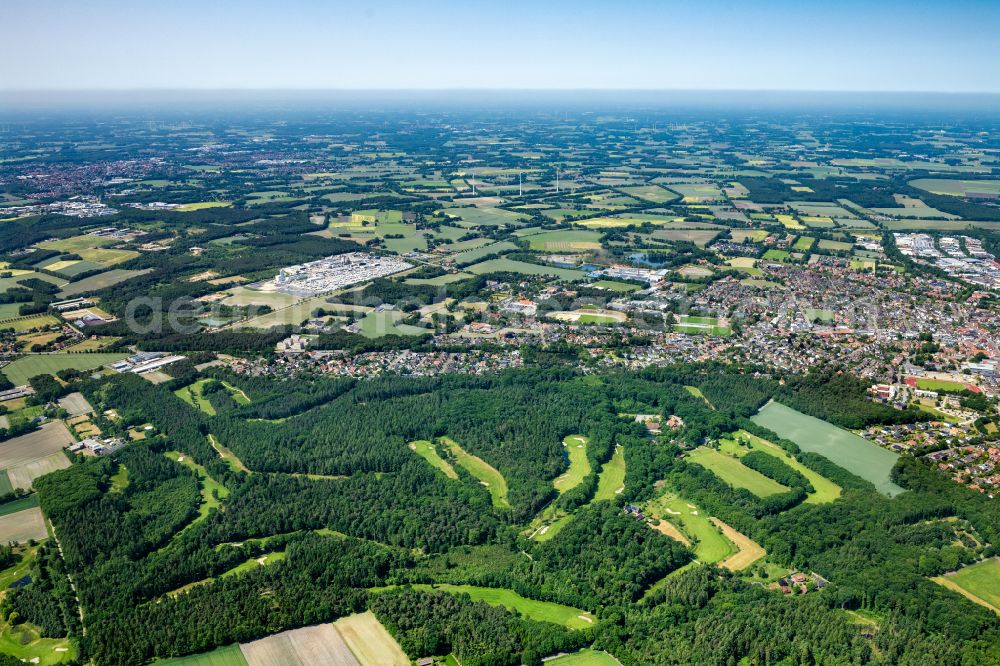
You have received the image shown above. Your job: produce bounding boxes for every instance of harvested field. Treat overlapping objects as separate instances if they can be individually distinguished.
[57,392,93,416]
[7,452,71,490]
[0,421,74,470]
[333,611,409,665]
[241,624,360,666]
[0,506,48,543]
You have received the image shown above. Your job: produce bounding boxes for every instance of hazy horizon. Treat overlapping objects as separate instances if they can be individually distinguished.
[5,0,1000,93]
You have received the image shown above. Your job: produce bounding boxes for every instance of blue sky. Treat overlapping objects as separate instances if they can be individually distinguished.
[5,0,1000,91]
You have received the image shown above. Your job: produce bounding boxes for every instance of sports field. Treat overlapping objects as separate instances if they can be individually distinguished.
[729,430,841,504]
[404,584,595,629]
[554,435,591,493]
[409,440,458,479]
[687,447,790,497]
[752,401,904,496]
[644,491,732,564]
[592,445,625,501]
[2,352,128,385]
[932,558,1000,614]
[439,437,509,508]
[915,378,968,392]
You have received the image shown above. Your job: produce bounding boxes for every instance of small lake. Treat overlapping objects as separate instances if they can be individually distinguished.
[751,401,905,497]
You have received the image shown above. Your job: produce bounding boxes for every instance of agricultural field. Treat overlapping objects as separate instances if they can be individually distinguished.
[0,505,47,543]
[451,240,517,264]
[752,401,904,496]
[618,184,677,203]
[331,612,409,665]
[399,584,595,629]
[357,310,428,338]
[909,178,1000,197]
[160,644,248,666]
[57,268,151,297]
[240,624,360,666]
[1,352,128,385]
[931,558,1000,614]
[686,447,790,498]
[465,257,585,281]
[793,236,815,251]
[0,421,74,490]
[439,436,510,508]
[2,313,59,332]
[762,249,791,262]
[817,239,854,252]
[554,435,591,493]
[527,229,604,251]
[443,207,528,227]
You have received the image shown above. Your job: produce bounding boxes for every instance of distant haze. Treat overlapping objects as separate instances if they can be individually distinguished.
[3,0,1000,94]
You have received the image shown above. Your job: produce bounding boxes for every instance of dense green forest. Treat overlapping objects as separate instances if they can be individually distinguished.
[12,364,999,665]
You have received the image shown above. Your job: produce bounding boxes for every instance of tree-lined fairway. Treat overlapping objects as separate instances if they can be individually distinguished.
[547,649,621,665]
[752,401,904,496]
[554,435,590,493]
[592,445,625,501]
[166,452,230,527]
[644,491,733,564]
[728,430,841,504]
[439,437,509,508]
[687,447,790,497]
[409,440,458,479]
[402,584,596,629]
[932,558,1000,614]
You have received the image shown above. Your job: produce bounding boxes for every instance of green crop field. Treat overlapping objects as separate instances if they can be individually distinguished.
[401,584,595,629]
[794,236,816,251]
[452,240,517,264]
[159,644,248,666]
[752,401,904,496]
[932,558,1000,613]
[547,649,621,666]
[409,440,459,479]
[554,435,591,493]
[0,493,39,517]
[910,178,1000,197]
[465,257,585,281]
[443,207,528,227]
[527,229,604,251]
[440,437,509,508]
[687,447,790,497]
[592,445,625,501]
[727,431,841,504]
[2,352,128,385]
[645,491,733,564]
